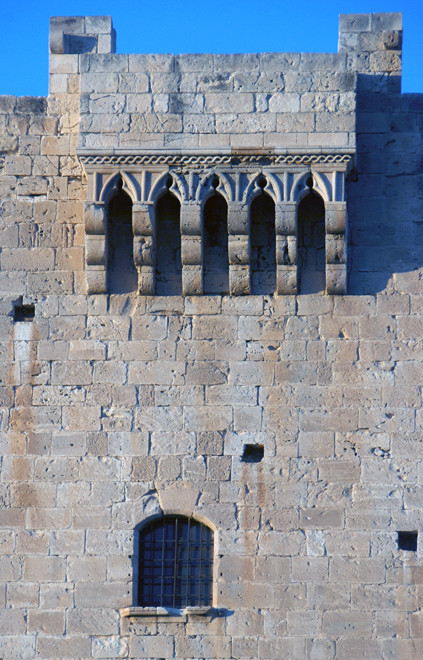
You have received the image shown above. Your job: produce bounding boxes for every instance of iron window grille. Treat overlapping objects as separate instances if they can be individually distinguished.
[138,515,213,608]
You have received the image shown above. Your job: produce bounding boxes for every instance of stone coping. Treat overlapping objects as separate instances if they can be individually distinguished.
[77,146,356,157]
[120,606,217,618]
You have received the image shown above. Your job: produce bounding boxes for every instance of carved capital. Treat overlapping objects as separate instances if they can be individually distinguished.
[85,203,105,235]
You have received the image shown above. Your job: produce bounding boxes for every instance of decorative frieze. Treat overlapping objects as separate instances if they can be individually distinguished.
[79,151,353,295]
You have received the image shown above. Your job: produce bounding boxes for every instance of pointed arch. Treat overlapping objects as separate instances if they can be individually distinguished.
[148,171,187,204]
[203,191,229,294]
[243,172,278,205]
[197,171,233,206]
[107,181,138,293]
[291,171,330,204]
[250,189,276,294]
[297,189,326,294]
[155,190,182,295]
[99,171,138,204]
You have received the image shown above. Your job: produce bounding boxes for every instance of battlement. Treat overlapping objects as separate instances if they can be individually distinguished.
[49,15,115,55]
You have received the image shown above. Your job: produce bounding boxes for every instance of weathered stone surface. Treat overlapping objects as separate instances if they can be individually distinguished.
[2,8,423,659]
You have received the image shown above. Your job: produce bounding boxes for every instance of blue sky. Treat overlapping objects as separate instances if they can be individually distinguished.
[0,0,422,96]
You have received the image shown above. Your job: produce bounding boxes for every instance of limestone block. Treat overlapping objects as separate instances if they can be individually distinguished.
[75,581,130,608]
[129,53,174,72]
[371,12,403,32]
[41,136,71,156]
[186,362,227,386]
[86,267,107,294]
[322,611,373,638]
[181,236,201,265]
[23,556,65,582]
[214,52,259,72]
[92,637,129,658]
[136,405,183,431]
[325,203,346,233]
[0,636,35,660]
[80,73,118,94]
[369,51,402,72]
[300,508,344,529]
[0,556,23,581]
[193,315,237,340]
[37,636,92,658]
[132,635,175,658]
[49,74,70,93]
[67,608,119,634]
[129,112,182,133]
[227,205,248,235]
[6,582,39,608]
[205,92,254,114]
[220,112,278,134]
[326,264,347,295]
[132,456,156,481]
[126,93,153,113]
[268,93,300,113]
[276,204,296,234]
[339,13,371,32]
[132,205,152,235]
[137,266,155,295]
[229,265,250,295]
[276,235,296,266]
[183,405,232,431]
[28,610,65,634]
[133,236,153,267]
[326,235,346,264]
[277,265,297,294]
[228,236,248,266]
[85,236,106,266]
[118,72,149,94]
[80,113,129,134]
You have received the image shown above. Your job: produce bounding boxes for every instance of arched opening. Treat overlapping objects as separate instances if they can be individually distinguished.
[297,189,326,294]
[155,190,182,295]
[203,189,229,295]
[107,181,137,294]
[137,515,213,607]
[250,185,276,294]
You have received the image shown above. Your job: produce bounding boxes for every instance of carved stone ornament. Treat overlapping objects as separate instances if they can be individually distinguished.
[79,150,354,296]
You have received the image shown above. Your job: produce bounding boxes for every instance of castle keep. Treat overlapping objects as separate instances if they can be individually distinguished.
[1,11,423,659]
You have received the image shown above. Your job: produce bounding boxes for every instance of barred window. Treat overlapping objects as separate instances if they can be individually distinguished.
[138,516,213,608]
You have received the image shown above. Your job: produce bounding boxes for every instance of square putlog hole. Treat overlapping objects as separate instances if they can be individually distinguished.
[13,302,35,322]
[397,531,418,552]
[241,444,264,463]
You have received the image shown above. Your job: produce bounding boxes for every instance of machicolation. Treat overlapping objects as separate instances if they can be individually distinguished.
[1,11,423,660]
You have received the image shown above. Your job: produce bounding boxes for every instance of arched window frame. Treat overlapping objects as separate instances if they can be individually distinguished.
[200,174,230,295]
[296,182,326,295]
[105,179,138,294]
[248,174,277,295]
[154,184,182,295]
[81,154,351,295]
[135,514,215,610]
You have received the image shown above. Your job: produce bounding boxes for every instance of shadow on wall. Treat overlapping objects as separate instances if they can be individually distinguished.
[347,74,423,295]
[156,191,182,295]
[250,187,276,295]
[107,184,138,294]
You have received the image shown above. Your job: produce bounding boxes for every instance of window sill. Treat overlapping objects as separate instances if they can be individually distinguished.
[120,606,214,618]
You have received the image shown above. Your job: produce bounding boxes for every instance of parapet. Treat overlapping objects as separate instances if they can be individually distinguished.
[339,12,402,78]
[49,16,116,55]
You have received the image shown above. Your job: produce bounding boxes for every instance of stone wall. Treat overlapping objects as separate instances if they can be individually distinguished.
[1,11,423,660]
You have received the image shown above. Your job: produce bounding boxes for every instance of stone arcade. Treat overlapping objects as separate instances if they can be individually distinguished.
[1,11,423,659]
